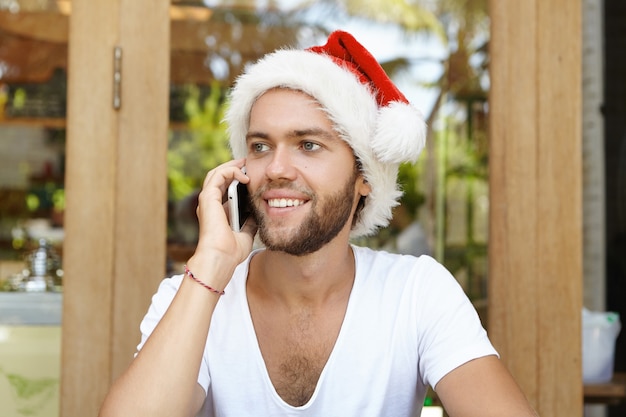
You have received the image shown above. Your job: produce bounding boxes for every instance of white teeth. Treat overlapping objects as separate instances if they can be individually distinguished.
[268,198,304,208]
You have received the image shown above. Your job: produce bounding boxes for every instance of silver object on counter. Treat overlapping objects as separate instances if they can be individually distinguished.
[20,239,63,292]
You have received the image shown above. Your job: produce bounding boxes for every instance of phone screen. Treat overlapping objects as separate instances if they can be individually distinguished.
[235,182,251,230]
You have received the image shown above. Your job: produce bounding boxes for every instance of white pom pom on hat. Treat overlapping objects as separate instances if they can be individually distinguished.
[226,30,427,238]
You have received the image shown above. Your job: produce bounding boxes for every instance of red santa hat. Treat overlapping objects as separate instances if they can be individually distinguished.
[226,30,427,238]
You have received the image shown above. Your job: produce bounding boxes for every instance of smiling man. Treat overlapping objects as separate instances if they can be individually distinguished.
[99,31,539,417]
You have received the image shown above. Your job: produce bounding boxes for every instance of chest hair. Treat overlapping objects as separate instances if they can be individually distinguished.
[255,310,342,407]
[273,342,330,406]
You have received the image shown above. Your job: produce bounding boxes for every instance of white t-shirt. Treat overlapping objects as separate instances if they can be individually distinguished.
[137,245,497,417]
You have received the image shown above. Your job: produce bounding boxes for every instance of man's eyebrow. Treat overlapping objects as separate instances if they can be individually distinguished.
[290,128,338,141]
[246,131,269,142]
[245,128,338,143]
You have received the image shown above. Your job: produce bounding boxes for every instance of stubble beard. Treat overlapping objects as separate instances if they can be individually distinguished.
[251,173,358,256]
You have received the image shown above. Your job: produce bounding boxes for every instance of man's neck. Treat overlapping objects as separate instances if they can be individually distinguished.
[248,240,356,310]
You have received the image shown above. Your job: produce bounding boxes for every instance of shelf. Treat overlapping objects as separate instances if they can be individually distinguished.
[0,117,66,128]
[584,372,626,405]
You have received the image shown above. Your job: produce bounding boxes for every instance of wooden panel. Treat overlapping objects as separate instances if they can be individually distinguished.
[61,1,120,415]
[488,1,539,400]
[535,1,583,414]
[0,11,68,42]
[111,0,169,380]
[61,0,169,415]
[488,1,583,416]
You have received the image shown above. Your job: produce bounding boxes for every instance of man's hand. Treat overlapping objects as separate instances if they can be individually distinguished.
[186,159,257,292]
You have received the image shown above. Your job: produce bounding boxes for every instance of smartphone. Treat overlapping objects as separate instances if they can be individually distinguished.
[227,168,252,232]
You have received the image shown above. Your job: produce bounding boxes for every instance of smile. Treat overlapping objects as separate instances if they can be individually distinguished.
[267,198,306,208]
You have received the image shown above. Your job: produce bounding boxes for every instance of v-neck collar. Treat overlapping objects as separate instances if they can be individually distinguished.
[238,246,362,410]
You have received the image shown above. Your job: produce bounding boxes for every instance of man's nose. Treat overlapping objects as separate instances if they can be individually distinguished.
[265,146,297,181]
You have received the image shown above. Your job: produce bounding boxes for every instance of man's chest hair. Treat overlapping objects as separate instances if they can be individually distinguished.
[254,310,343,407]
[272,343,331,406]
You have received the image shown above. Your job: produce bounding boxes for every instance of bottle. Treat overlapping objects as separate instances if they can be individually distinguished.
[22,238,63,292]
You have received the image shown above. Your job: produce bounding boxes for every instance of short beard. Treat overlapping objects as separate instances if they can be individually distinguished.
[251,172,358,256]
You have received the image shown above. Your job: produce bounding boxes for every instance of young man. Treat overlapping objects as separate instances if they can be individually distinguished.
[99,31,538,417]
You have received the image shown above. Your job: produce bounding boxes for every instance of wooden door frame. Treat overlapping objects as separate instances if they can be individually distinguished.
[61,1,169,415]
[488,1,583,415]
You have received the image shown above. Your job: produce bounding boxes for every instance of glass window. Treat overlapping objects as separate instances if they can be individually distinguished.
[0,1,68,267]
[165,0,492,310]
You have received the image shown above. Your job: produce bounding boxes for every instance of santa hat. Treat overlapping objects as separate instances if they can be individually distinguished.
[226,30,427,238]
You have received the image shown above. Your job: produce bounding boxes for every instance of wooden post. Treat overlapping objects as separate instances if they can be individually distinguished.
[488,1,583,416]
[60,0,169,415]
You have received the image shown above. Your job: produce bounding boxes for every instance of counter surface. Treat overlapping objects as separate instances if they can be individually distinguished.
[0,292,62,325]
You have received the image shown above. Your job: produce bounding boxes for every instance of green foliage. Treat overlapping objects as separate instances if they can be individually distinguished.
[445,119,488,180]
[167,82,232,202]
[398,161,425,217]
[12,88,27,109]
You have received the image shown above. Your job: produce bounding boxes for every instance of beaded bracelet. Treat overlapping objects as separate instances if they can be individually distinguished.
[184,265,225,296]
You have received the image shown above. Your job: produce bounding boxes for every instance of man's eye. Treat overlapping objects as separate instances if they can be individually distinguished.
[302,141,320,151]
[252,143,269,152]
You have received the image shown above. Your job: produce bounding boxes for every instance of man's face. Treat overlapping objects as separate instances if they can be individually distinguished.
[244,88,370,256]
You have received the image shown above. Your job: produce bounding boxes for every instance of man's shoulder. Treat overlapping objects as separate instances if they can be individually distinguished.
[353,245,452,290]
[353,244,437,268]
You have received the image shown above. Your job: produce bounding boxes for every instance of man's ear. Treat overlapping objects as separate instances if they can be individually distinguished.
[357,174,371,197]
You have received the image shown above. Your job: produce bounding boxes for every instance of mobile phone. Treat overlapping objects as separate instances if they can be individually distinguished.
[227,169,252,232]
